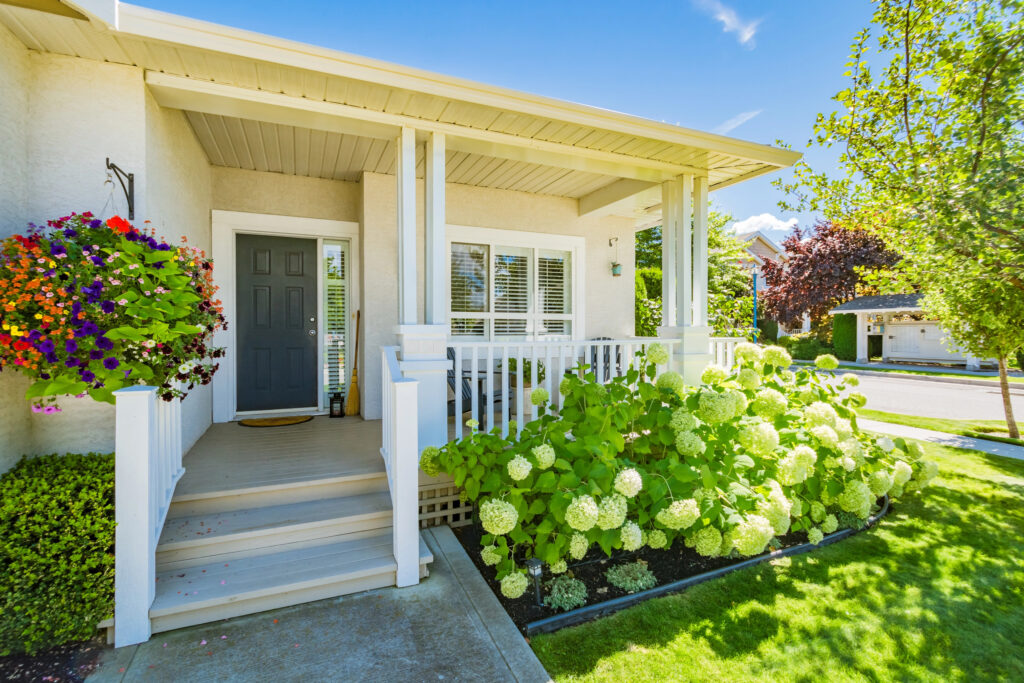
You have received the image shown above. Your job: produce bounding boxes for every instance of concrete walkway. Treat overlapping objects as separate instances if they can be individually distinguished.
[89,527,550,683]
[860,419,1024,461]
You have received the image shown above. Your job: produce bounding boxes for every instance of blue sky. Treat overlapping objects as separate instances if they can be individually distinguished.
[139,0,875,242]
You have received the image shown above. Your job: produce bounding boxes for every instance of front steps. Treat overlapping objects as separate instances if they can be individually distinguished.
[105,465,432,641]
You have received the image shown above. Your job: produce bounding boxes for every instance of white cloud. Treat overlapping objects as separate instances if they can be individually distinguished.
[713,109,763,135]
[730,213,798,235]
[693,0,761,48]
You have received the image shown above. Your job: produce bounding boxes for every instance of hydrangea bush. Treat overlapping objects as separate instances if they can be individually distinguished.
[424,341,937,599]
[0,213,225,411]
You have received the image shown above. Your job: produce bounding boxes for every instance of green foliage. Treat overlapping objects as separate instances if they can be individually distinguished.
[0,453,114,655]
[635,297,661,338]
[634,271,647,300]
[426,344,934,591]
[757,319,779,343]
[636,268,662,298]
[545,575,588,612]
[501,357,546,384]
[832,315,857,361]
[606,561,657,593]
[778,333,833,361]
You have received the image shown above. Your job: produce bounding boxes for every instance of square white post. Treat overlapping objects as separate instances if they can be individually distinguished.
[677,174,693,327]
[397,126,417,326]
[660,180,677,327]
[856,313,869,363]
[425,132,447,326]
[114,386,156,647]
[693,176,709,327]
[391,375,421,587]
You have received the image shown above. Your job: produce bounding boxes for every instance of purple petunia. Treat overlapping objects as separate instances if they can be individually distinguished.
[65,339,78,354]
[103,357,120,370]
[80,369,96,383]
[90,255,105,267]
[38,339,55,354]
[50,242,67,257]
[76,320,100,337]
[89,349,104,360]
[64,228,78,238]
[65,357,81,368]
[100,300,116,314]
[89,219,102,229]
[95,336,113,351]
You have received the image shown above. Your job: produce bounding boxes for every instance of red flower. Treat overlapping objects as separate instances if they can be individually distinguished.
[13,339,30,351]
[107,216,133,234]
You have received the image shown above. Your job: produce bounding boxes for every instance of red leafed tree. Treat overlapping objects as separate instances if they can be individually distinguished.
[760,221,899,327]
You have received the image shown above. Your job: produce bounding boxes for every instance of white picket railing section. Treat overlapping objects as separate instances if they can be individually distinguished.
[446,337,680,441]
[380,346,421,587]
[113,385,183,647]
[709,336,747,369]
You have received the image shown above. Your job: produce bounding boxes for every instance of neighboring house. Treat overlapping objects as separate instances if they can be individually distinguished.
[733,229,809,336]
[829,294,990,369]
[0,0,799,646]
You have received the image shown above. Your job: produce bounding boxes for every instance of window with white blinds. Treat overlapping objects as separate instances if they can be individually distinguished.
[450,239,575,340]
[322,241,349,405]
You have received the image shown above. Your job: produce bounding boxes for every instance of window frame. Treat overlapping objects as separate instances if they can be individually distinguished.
[446,225,585,342]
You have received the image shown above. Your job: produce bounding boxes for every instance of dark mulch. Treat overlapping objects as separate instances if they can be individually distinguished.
[0,637,105,683]
[454,522,811,632]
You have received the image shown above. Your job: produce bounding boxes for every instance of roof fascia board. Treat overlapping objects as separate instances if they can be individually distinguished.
[145,71,701,182]
[63,0,116,28]
[828,307,923,315]
[119,3,801,169]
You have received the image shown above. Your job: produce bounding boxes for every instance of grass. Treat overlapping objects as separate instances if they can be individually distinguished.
[793,360,1024,383]
[859,409,1024,447]
[531,442,1024,682]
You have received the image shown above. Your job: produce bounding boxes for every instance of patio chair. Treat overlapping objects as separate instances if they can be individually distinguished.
[589,337,622,380]
[447,347,504,422]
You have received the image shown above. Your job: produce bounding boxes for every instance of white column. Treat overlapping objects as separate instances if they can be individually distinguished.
[856,313,868,363]
[391,374,421,587]
[692,176,709,327]
[114,386,156,647]
[425,132,446,325]
[660,180,677,327]
[677,174,693,327]
[396,126,417,326]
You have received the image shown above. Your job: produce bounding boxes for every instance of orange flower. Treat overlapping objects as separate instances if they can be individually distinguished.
[107,216,133,234]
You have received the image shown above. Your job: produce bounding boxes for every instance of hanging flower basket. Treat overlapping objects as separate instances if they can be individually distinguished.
[0,212,226,413]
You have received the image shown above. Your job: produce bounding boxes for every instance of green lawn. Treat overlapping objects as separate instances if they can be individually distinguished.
[793,360,1024,384]
[859,409,1023,447]
[531,442,1024,681]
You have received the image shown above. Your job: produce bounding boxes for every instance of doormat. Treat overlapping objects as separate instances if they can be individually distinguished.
[238,415,314,428]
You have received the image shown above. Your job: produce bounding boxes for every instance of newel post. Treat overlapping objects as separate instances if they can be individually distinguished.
[392,376,420,586]
[113,386,157,647]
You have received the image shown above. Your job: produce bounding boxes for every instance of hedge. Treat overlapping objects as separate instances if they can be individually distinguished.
[0,453,114,655]
[832,314,857,361]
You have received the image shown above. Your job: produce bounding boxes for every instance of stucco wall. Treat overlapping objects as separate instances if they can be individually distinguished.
[358,172,636,420]
[211,167,360,223]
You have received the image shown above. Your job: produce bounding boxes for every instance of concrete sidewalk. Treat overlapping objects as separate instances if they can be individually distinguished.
[795,360,1024,389]
[860,419,1024,461]
[89,527,550,683]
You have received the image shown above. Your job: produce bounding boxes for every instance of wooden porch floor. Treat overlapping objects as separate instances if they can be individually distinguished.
[176,416,384,497]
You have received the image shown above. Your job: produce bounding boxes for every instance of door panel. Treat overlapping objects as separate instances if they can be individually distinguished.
[236,234,318,411]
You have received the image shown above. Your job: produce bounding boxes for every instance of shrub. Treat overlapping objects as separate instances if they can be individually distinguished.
[545,575,587,612]
[424,344,935,591]
[757,318,780,342]
[779,332,834,360]
[0,453,114,655]
[606,561,657,593]
[832,314,857,361]
[636,267,662,297]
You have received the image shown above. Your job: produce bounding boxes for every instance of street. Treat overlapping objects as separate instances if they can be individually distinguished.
[848,374,1024,421]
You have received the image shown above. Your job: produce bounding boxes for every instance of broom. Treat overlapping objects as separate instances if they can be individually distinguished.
[344,310,362,416]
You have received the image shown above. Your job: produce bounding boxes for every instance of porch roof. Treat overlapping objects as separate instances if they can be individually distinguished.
[0,1,801,219]
[829,294,924,315]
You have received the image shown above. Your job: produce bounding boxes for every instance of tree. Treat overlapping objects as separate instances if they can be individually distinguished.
[759,221,900,328]
[778,0,1024,436]
[634,211,755,336]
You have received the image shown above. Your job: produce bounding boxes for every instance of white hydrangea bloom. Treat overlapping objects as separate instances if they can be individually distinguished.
[807,527,824,545]
[733,514,775,556]
[646,529,668,549]
[569,532,589,560]
[810,501,826,523]
[810,425,840,449]
[804,401,839,428]
[550,559,567,574]
[481,545,501,566]
[757,480,792,535]
[500,572,528,599]
[751,387,788,419]
[907,441,927,458]
[841,372,860,386]
[675,430,706,457]
[778,369,797,386]
[793,445,817,470]
[776,452,808,486]
[669,407,700,432]
[737,368,762,391]
[507,455,532,481]
[892,460,914,487]
[701,364,729,384]
[656,371,685,395]
[821,514,839,534]
[838,480,874,518]
[620,521,643,551]
[834,418,854,440]
[727,389,749,415]
[869,469,895,497]
[876,436,896,453]
[565,495,599,531]
[790,497,805,517]
[479,499,518,535]
[815,354,840,370]
[762,345,793,368]
[839,439,863,460]
[848,391,868,408]
[530,387,550,406]
[614,468,643,498]
[693,526,723,557]
[696,391,736,424]
[738,421,780,456]
[916,460,939,487]
[532,444,556,470]
[597,493,628,530]
[841,456,858,472]
[646,343,669,366]
[734,342,764,365]
[655,499,701,530]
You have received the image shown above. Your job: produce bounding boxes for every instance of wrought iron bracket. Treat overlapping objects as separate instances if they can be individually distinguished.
[105,157,134,219]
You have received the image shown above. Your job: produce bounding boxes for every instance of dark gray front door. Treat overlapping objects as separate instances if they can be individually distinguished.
[236,234,318,411]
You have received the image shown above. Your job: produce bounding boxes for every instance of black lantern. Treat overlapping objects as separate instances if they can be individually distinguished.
[525,558,544,606]
[329,392,344,418]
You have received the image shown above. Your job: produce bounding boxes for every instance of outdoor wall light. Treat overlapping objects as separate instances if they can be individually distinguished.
[611,262,622,276]
[526,558,544,606]
[609,237,622,276]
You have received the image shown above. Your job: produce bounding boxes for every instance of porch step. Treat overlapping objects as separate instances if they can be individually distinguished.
[149,533,433,635]
[167,470,389,517]
[156,492,393,571]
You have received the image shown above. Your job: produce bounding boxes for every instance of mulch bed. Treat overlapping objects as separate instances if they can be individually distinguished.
[0,637,105,683]
[455,522,815,632]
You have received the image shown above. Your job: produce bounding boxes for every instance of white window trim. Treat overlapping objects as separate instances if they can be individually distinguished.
[446,224,585,341]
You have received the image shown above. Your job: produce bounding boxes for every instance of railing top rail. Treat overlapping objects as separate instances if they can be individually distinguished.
[446,337,680,349]
[710,336,749,342]
[382,345,416,383]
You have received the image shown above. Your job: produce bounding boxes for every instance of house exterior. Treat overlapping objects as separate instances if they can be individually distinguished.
[0,0,799,646]
[829,294,988,369]
[733,229,809,337]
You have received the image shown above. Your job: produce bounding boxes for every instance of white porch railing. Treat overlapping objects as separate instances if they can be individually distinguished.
[446,337,680,441]
[709,336,747,370]
[113,385,183,647]
[380,346,421,587]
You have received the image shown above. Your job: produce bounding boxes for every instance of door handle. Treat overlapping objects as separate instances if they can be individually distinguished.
[308,329,316,336]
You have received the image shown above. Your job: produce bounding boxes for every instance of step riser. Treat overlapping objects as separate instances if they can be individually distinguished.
[168,476,389,517]
[150,570,398,634]
[156,521,393,572]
